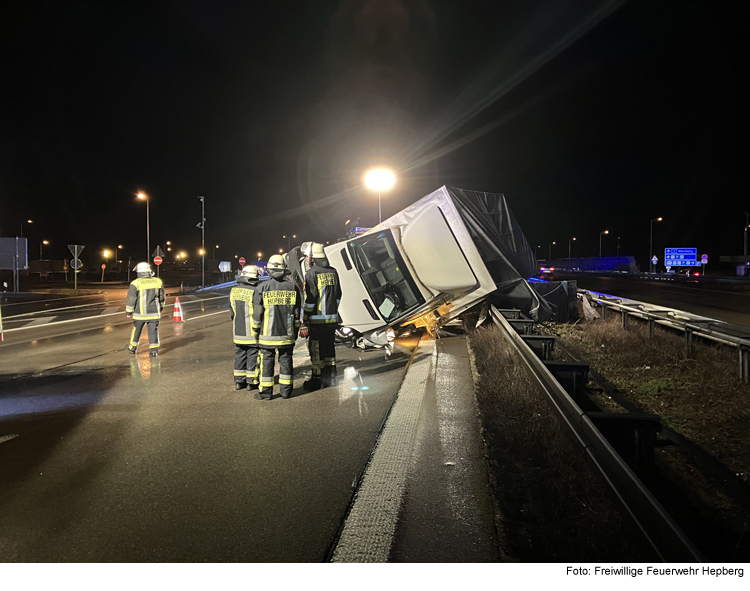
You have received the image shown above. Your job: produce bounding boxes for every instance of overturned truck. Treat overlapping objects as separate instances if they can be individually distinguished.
[319,185,553,346]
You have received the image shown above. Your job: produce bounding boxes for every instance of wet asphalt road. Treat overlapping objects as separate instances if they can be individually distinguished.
[0,289,417,562]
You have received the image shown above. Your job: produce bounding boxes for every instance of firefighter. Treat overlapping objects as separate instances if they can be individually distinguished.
[230,265,262,390]
[251,254,302,400]
[125,262,166,356]
[301,242,342,390]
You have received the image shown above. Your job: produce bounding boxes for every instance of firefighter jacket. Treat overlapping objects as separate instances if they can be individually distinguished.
[126,275,166,321]
[252,273,302,348]
[230,280,259,345]
[303,263,341,325]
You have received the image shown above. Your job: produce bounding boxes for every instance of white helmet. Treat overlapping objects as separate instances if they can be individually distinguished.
[136,262,154,276]
[240,265,261,280]
[311,242,326,259]
[267,254,286,271]
[300,242,313,258]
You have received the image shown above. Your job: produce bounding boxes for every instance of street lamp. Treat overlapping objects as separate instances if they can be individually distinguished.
[136,192,150,260]
[616,236,621,257]
[599,230,609,257]
[548,241,556,261]
[40,240,49,259]
[568,237,576,259]
[257,251,263,261]
[20,219,32,237]
[649,217,662,273]
[535,245,541,259]
[197,196,205,287]
[214,244,219,259]
[364,168,395,225]
[743,213,749,260]
[282,234,297,251]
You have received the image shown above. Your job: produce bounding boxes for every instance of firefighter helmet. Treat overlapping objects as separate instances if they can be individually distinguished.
[311,242,326,259]
[136,262,154,276]
[300,242,313,257]
[240,265,261,280]
[267,254,286,271]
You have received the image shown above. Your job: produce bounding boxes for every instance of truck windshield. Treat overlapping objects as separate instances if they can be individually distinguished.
[348,230,425,322]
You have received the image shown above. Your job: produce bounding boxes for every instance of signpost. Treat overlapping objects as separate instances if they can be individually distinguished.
[701,253,708,275]
[152,246,165,277]
[101,263,106,283]
[664,248,698,273]
[238,257,246,266]
[68,244,85,292]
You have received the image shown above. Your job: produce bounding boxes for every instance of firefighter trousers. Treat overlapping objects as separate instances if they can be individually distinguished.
[128,320,160,352]
[234,344,259,386]
[259,346,294,399]
[308,325,337,380]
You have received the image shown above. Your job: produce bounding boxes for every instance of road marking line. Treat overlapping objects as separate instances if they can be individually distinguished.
[0,434,20,445]
[331,338,435,563]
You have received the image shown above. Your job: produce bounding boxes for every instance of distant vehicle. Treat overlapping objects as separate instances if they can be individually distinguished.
[324,185,550,345]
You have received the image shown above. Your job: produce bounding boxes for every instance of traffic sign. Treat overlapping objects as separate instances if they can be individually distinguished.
[154,256,163,266]
[219,262,231,273]
[68,244,85,257]
[701,254,708,262]
[651,256,658,264]
[70,258,83,270]
[101,264,106,270]
[239,257,246,266]
[664,247,699,267]
[152,245,165,258]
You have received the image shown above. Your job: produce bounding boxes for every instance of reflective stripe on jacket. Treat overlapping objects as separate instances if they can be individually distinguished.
[303,264,341,324]
[126,276,165,321]
[252,276,301,348]
[230,283,258,345]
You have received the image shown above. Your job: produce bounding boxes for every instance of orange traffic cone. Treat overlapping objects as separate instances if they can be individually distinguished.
[173,297,185,322]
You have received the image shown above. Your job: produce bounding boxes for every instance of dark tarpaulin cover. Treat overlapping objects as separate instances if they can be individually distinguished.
[445,186,552,321]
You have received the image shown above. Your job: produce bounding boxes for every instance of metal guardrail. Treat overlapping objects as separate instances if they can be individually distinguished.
[485,304,705,562]
[581,290,750,383]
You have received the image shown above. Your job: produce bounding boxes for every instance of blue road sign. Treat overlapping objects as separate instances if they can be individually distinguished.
[664,247,699,267]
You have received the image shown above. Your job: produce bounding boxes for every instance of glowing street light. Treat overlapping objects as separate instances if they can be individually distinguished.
[136,192,150,260]
[40,240,49,259]
[364,168,395,224]
[599,230,609,258]
[650,217,663,273]
[214,244,219,259]
[568,237,576,259]
[257,251,263,261]
[20,219,33,237]
[282,234,296,251]
[548,241,556,261]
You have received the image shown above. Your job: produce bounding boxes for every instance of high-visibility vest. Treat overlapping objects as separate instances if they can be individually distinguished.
[252,276,301,348]
[126,276,165,321]
[303,264,341,324]
[230,282,258,345]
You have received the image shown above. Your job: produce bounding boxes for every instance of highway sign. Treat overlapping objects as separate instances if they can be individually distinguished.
[219,262,231,272]
[70,258,83,270]
[239,257,246,266]
[664,247,699,267]
[154,256,163,266]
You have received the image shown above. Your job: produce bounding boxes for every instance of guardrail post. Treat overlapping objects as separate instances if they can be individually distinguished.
[601,304,607,320]
[621,310,629,330]
[649,318,655,337]
[685,328,693,358]
[740,346,749,384]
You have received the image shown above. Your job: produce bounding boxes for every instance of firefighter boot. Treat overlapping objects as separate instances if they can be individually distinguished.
[303,375,322,391]
[322,367,337,388]
[235,382,246,391]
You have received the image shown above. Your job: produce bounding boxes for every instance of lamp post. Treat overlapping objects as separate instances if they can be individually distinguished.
[617,236,621,257]
[744,212,749,260]
[197,196,205,287]
[282,234,296,251]
[364,168,395,225]
[102,250,110,283]
[136,193,150,260]
[257,251,263,261]
[568,237,576,259]
[535,245,541,260]
[599,230,609,257]
[548,241,556,260]
[20,219,32,237]
[649,217,662,273]
[214,244,219,259]
[40,240,49,259]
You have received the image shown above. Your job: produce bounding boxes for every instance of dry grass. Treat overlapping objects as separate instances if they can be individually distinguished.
[545,314,750,483]
[468,324,658,562]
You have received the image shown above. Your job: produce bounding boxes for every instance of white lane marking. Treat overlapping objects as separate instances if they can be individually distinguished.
[185,310,227,321]
[4,299,229,333]
[331,338,435,563]
[25,318,54,327]
[0,434,20,445]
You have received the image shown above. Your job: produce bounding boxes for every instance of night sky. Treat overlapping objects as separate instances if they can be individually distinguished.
[1,0,747,269]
